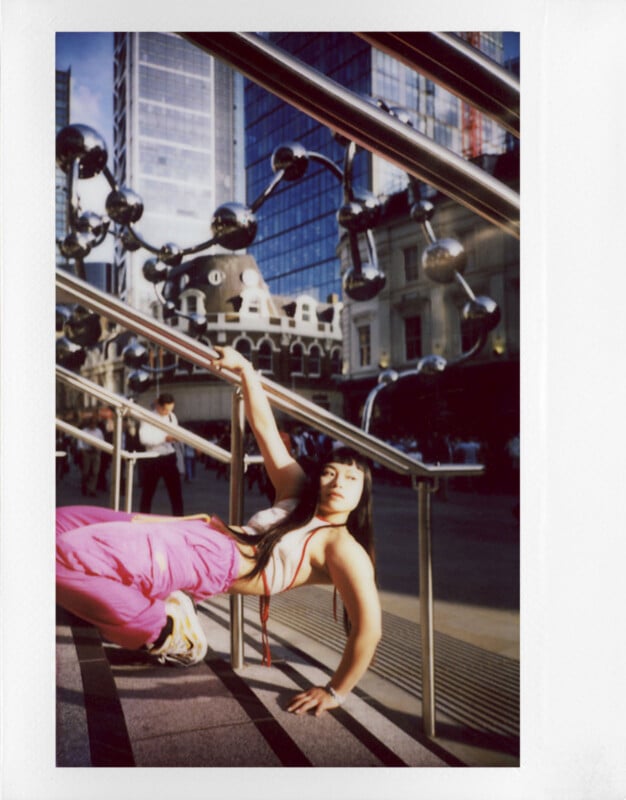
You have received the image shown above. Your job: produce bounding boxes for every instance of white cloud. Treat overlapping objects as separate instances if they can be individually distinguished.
[69,79,113,151]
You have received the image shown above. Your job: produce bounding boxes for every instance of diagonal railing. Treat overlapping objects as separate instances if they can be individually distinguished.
[56,368,234,511]
[178,32,520,240]
[56,270,483,738]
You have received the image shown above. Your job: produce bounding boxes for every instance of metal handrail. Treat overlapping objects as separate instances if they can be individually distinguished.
[56,269,483,481]
[56,366,232,465]
[56,417,160,511]
[178,32,520,239]
[56,268,484,736]
[356,32,520,138]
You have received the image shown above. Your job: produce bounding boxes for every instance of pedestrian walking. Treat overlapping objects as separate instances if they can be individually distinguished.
[138,393,184,516]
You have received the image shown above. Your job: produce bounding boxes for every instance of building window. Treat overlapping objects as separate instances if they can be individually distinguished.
[403,246,419,282]
[405,315,422,361]
[357,325,371,367]
[235,338,252,362]
[309,345,321,376]
[258,340,273,372]
[331,348,342,375]
[290,343,304,374]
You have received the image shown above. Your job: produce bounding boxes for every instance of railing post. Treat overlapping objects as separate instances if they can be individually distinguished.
[124,456,136,513]
[229,386,246,669]
[416,478,436,737]
[110,408,124,511]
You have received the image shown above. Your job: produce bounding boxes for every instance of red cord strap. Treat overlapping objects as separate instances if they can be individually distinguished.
[259,594,272,667]
[257,525,329,667]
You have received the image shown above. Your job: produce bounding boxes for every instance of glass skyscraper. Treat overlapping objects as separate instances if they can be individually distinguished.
[112,32,244,310]
[244,32,510,302]
[56,68,71,268]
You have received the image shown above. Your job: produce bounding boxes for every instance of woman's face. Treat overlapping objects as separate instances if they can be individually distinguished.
[316,461,365,521]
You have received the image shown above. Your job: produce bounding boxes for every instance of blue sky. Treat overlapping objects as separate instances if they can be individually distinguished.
[56,32,114,149]
[56,31,520,152]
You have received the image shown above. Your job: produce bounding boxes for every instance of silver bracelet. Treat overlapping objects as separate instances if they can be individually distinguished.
[325,684,346,705]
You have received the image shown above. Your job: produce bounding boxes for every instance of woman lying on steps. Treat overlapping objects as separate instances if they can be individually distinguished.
[56,346,382,716]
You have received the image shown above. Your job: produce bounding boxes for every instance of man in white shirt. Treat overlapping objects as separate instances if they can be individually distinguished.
[78,416,105,497]
[139,393,184,515]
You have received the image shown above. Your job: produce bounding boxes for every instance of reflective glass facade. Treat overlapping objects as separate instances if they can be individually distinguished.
[245,34,372,302]
[56,69,71,267]
[245,32,508,300]
[113,33,243,307]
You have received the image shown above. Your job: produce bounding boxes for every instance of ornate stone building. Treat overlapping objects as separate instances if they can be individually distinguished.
[338,151,520,483]
[74,253,343,429]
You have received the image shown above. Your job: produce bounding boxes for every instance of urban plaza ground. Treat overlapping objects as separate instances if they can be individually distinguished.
[55,451,520,768]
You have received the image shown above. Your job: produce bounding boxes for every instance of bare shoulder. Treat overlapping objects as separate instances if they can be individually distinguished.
[323,528,380,627]
[324,527,375,578]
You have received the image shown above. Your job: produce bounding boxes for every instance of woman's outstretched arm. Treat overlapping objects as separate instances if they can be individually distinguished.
[287,533,382,716]
[213,346,306,503]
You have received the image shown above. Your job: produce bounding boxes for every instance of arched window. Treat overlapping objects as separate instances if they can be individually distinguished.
[289,342,304,375]
[235,338,252,362]
[180,290,205,317]
[258,340,273,372]
[309,344,322,376]
[331,347,342,376]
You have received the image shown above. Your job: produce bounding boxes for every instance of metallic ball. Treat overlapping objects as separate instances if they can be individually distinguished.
[377,369,399,386]
[462,296,501,331]
[56,124,108,179]
[58,231,94,260]
[410,200,435,224]
[187,313,208,337]
[421,238,467,284]
[56,305,72,333]
[271,142,309,180]
[76,211,110,239]
[211,202,258,250]
[337,192,381,232]
[56,336,87,370]
[127,369,152,394]
[343,263,387,301]
[105,187,144,225]
[122,341,149,369]
[119,228,142,252]
[159,242,183,267]
[417,354,448,375]
[65,307,102,347]
[142,258,169,284]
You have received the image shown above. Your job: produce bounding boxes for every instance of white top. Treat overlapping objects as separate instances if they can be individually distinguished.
[139,411,178,456]
[242,499,330,595]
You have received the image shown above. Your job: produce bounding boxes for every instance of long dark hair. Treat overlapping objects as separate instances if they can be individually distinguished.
[231,447,376,583]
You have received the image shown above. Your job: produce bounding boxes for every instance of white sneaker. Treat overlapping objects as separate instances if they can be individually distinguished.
[148,591,208,667]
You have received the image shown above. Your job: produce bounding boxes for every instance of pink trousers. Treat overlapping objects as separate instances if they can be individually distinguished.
[56,506,240,649]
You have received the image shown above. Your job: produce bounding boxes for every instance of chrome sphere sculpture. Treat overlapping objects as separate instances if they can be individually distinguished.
[56,124,108,179]
[271,141,309,180]
[342,263,387,302]
[210,202,258,250]
[361,169,502,436]
[56,96,499,404]
[55,108,391,384]
[56,336,87,370]
[421,238,467,284]
[105,187,144,225]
